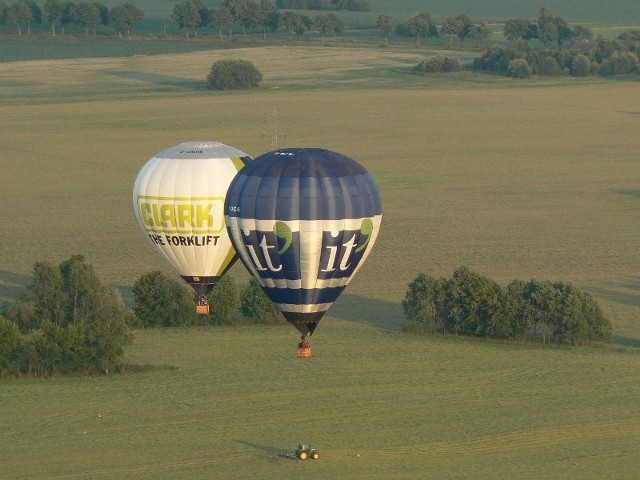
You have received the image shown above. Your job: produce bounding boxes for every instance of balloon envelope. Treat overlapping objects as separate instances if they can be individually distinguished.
[225,147,382,336]
[133,141,251,296]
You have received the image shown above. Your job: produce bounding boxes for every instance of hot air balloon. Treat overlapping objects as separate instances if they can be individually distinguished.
[225,148,382,357]
[133,141,251,313]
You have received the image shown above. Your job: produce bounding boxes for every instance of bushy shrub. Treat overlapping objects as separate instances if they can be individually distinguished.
[528,51,562,75]
[206,275,240,325]
[473,45,521,73]
[132,271,198,327]
[240,279,284,325]
[507,58,531,78]
[416,55,461,73]
[571,53,592,76]
[207,59,262,90]
[599,51,639,75]
[0,316,21,374]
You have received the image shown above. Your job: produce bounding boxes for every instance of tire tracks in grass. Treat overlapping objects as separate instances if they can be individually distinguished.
[367,418,640,458]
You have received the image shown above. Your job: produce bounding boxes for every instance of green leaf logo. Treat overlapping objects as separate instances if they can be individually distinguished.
[273,221,292,254]
[355,218,374,252]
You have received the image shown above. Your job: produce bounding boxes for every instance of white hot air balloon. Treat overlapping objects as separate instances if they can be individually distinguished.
[133,141,251,313]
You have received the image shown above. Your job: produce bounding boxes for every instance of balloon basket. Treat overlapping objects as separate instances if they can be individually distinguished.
[296,346,312,358]
[196,304,209,315]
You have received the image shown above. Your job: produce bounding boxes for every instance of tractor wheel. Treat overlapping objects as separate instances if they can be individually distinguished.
[312,452,319,460]
[298,451,308,460]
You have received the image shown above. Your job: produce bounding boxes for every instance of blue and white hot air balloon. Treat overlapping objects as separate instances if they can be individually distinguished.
[224,148,382,356]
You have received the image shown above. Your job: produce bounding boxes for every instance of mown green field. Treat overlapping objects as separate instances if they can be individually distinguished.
[2,322,640,479]
[1,41,640,478]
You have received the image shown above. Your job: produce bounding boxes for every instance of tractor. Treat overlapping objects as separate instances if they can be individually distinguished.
[295,444,319,460]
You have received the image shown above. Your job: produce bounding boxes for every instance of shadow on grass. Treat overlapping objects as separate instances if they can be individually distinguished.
[236,440,295,461]
[330,293,404,331]
[106,70,205,89]
[588,276,640,307]
[611,336,640,349]
[612,188,640,199]
[0,270,30,304]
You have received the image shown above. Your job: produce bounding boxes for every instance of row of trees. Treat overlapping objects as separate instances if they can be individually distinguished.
[275,0,369,11]
[170,0,346,40]
[403,267,612,345]
[0,0,340,40]
[0,256,132,377]
[0,255,618,376]
[377,12,492,48]
[131,271,283,328]
[0,0,144,36]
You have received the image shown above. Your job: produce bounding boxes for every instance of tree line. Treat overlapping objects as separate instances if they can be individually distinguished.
[0,255,132,376]
[403,267,613,345]
[0,255,282,377]
[0,255,617,377]
[0,0,144,36]
[2,0,638,79]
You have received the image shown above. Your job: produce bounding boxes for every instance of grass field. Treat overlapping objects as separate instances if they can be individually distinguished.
[2,323,640,479]
[1,38,640,479]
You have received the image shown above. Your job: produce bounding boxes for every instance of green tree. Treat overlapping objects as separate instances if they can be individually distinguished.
[315,12,342,43]
[7,0,41,35]
[257,0,278,39]
[402,273,446,332]
[0,316,21,374]
[550,282,612,345]
[280,11,309,40]
[376,14,393,45]
[572,25,592,41]
[404,12,435,47]
[206,275,240,324]
[2,299,36,332]
[507,58,531,78]
[29,261,67,326]
[44,0,64,35]
[86,287,132,372]
[210,5,233,38]
[471,22,491,47]
[60,255,101,325]
[503,18,531,42]
[416,55,461,73]
[132,271,197,327]
[60,1,76,35]
[240,278,281,323]
[455,14,473,43]
[441,15,463,48]
[571,53,591,76]
[0,0,7,23]
[73,1,100,36]
[172,0,200,37]
[224,0,259,37]
[207,58,262,90]
[109,2,144,36]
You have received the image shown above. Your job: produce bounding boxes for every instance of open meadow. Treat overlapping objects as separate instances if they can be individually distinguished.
[1,39,640,478]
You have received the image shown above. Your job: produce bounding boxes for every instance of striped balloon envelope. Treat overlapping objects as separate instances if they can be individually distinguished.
[225,148,382,343]
[133,141,251,308]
